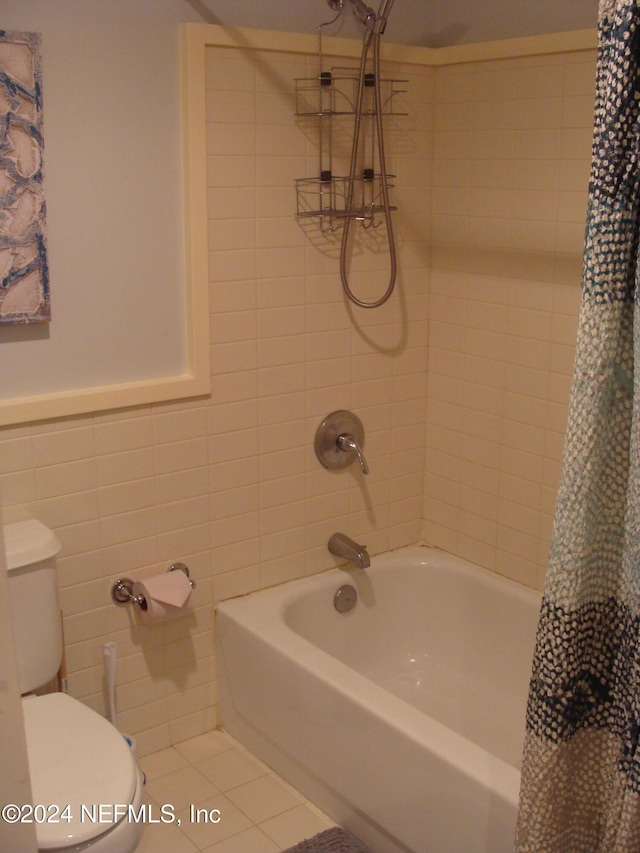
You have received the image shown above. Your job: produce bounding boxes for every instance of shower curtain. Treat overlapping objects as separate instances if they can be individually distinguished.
[515,0,640,850]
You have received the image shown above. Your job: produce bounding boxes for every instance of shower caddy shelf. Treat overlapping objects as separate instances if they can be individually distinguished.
[294,68,407,230]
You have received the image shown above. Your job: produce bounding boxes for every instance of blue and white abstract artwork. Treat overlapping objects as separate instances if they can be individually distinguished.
[0,30,49,325]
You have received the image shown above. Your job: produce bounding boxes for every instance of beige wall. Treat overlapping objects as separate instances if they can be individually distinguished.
[0,38,595,756]
[424,51,594,589]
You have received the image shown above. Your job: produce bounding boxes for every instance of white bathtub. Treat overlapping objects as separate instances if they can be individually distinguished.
[216,545,540,853]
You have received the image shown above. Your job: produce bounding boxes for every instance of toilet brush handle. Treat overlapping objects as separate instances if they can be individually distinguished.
[103,642,118,728]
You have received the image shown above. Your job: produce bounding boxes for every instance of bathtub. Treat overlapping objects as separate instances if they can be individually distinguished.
[216,545,540,853]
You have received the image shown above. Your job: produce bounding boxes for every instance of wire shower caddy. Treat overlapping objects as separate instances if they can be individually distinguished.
[294,66,407,232]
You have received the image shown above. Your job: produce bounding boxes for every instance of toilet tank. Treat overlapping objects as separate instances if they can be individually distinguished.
[4,520,63,694]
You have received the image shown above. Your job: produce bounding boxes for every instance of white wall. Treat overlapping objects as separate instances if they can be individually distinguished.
[1,0,204,401]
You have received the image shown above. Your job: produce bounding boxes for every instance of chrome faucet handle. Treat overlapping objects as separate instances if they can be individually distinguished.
[315,410,369,475]
[337,433,369,475]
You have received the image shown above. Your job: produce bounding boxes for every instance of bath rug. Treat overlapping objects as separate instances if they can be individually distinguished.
[283,826,373,853]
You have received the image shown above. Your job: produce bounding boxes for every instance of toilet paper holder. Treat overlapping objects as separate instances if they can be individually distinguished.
[111,563,196,608]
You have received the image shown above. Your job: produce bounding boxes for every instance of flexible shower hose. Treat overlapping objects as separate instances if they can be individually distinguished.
[339,25,397,308]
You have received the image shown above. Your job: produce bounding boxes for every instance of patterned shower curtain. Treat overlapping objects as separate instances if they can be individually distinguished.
[515,1,640,850]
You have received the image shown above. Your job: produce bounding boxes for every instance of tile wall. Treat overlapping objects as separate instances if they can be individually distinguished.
[0,38,596,754]
[424,49,595,589]
[204,45,431,595]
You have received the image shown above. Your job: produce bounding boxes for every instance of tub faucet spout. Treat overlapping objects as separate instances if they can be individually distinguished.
[328,532,370,569]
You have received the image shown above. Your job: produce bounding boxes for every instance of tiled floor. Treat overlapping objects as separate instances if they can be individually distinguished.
[137,730,335,853]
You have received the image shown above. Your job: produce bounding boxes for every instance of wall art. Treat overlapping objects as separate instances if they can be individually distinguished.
[0,30,49,325]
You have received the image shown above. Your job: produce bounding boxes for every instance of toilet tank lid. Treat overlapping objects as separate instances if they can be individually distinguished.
[3,520,61,572]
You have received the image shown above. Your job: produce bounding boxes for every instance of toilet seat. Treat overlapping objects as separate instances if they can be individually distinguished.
[22,693,139,850]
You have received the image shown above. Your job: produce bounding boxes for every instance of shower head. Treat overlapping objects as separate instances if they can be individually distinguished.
[325,0,394,35]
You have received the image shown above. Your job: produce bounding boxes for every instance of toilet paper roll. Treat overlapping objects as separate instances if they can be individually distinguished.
[131,571,194,626]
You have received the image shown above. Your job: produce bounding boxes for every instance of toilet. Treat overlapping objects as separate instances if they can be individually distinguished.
[4,519,144,853]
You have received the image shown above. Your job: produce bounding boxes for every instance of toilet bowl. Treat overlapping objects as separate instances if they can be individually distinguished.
[5,520,144,852]
[22,694,144,852]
